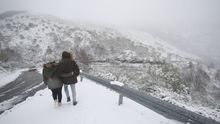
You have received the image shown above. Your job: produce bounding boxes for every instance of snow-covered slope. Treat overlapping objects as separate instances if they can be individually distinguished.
[0,78,180,124]
[0,11,198,67]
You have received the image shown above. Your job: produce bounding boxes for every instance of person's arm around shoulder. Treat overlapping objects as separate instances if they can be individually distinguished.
[53,61,63,78]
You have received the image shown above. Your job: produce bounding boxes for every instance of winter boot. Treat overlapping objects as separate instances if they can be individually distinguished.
[67,97,71,102]
[58,102,62,107]
[73,101,78,106]
[54,100,58,107]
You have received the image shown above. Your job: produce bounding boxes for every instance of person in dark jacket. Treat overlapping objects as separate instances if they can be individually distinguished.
[57,51,80,105]
[43,60,63,106]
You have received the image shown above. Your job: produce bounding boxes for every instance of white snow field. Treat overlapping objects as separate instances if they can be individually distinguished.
[0,78,181,124]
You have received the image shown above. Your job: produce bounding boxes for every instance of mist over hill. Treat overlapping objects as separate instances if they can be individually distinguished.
[136,23,220,69]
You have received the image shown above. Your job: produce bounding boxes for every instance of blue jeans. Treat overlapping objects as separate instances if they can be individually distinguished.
[64,84,76,102]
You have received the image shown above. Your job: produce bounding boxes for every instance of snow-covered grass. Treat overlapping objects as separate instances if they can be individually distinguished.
[110,81,124,86]
[149,85,220,122]
[0,78,181,124]
[0,69,28,87]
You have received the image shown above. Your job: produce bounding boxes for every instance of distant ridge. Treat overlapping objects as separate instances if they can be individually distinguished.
[0,10,27,20]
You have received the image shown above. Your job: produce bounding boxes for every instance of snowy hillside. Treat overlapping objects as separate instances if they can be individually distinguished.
[0,78,180,124]
[0,11,197,67]
[0,11,220,122]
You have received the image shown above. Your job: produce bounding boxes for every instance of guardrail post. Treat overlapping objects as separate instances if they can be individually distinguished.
[118,94,123,106]
[80,76,83,82]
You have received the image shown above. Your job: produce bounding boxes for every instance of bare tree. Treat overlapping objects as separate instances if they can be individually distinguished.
[74,47,92,71]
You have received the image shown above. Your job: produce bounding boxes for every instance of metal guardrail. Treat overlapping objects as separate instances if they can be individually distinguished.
[80,72,220,124]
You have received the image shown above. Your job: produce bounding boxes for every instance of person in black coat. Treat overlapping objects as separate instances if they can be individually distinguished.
[57,51,80,105]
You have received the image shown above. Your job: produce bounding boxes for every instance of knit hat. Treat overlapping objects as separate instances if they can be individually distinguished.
[62,51,71,59]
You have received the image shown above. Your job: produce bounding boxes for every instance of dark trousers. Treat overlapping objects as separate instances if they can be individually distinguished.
[51,88,62,103]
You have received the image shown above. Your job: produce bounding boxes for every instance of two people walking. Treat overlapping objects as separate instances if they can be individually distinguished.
[43,51,80,106]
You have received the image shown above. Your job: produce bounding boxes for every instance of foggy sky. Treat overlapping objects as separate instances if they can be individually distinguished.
[0,0,219,30]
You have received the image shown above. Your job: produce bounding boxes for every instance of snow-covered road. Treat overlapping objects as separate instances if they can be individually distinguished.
[0,70,44,114]
[0,78,180,124]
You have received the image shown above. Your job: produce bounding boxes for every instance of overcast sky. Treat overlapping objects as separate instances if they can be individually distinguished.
[0,0,220,30]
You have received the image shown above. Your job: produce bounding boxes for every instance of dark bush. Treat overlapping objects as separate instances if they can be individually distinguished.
[28,23,36,28]
[0,48,21,62]
[215,70,220,81]
[0,52,9,61]
[19,34,25,39]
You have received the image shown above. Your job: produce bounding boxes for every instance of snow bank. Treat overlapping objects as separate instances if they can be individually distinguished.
[0,96,23,112]
[0,69,28,87]
[110,81,124,86]
[0,78,181,124]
